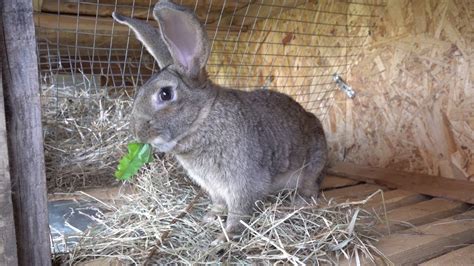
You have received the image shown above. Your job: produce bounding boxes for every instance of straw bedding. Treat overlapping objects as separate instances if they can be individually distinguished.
[41,82,132,192]
[56,155,383,265]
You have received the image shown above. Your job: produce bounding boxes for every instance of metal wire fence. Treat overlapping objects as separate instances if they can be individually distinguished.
[35,0,385,191]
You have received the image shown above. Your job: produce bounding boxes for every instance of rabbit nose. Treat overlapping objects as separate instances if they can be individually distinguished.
[130,112,152,138]
[130,119,152,143]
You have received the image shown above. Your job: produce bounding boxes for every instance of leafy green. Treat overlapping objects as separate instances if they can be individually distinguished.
[115,143,153,181]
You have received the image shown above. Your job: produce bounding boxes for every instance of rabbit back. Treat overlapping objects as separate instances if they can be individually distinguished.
[241,89,328,193]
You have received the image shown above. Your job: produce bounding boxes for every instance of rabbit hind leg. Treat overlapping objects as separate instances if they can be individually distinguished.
[295,156,326,205]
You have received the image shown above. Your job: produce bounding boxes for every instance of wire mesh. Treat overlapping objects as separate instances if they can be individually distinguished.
[35,0,385,191]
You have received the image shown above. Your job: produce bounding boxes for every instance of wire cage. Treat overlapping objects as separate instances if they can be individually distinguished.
[34,0,385,191]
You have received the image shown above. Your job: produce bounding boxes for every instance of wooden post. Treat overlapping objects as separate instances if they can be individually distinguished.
[0,0,51,265]
[0,52,18,266]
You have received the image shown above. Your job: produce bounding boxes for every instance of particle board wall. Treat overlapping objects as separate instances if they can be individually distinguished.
[325,0,473,181]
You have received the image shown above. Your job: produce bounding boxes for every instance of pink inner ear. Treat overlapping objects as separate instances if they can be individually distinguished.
[169,42,191,70]
[160,11,197,72]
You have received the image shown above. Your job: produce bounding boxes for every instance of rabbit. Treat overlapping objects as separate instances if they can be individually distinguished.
[113,0,328,243]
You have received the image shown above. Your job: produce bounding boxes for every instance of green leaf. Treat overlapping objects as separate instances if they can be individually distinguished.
[114,143,154,181]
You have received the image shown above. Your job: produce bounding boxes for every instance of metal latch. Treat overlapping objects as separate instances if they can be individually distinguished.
[333,73,356,99]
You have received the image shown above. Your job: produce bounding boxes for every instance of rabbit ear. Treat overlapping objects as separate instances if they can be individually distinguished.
[112,12,173,69]
[153,1,210,79]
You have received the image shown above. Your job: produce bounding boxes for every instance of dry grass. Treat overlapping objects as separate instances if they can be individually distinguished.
[56,156,383,265]
[41,80,132,192]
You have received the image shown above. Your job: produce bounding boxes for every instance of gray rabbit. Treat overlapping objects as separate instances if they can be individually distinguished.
[113,0,327,242]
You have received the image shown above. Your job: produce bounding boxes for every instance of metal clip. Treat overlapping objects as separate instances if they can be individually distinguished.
[333,73,356,99]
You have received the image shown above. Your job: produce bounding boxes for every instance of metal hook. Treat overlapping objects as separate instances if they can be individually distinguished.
[333,73,356,99]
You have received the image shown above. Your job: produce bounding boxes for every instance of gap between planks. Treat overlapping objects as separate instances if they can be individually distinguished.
[321,175,360,190]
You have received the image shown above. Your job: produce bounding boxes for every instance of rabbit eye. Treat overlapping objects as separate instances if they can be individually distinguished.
[159,86,173,101]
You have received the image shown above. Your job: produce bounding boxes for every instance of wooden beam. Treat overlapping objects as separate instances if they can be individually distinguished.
[40,0,250,24]
[33,12,246,34]
[374,210,474,264]
[1,0,51,264]
[0,38,18,266]
[41,0,152,20]
[34,13,248,49]
[48,185,135,203]
[328,162,474,204]
[420,245,474,265]
[34,12,131,33]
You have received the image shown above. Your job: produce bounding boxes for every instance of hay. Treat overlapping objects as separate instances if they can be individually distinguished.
[41,78,132,192]
[57,156,383,265]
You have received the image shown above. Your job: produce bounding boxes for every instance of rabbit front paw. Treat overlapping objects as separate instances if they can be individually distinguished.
[202,204,226,223]
[210,231,240,246]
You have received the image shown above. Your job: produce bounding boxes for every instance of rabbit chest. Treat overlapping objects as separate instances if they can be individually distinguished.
[175,154,231,195]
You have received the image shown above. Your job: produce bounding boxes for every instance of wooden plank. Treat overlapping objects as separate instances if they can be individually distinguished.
[41,0,250,24]
[34,13,247,51]
[34,13,131,33]
[374,210,474,265]
[41,0,152,20]
[420,245,474,266]
[364,189,429,211]
[374,198,469,234]
[328,162,474,204]
[48,184,135,204]
[322,183,386,201]
[321,175,359,190]
[0,37,18,266]
[34,13,246,36]
[1,0,51,264]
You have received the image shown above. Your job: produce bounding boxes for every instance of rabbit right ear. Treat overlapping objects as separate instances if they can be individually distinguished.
[112,12,172,69]
[153,1,211,79]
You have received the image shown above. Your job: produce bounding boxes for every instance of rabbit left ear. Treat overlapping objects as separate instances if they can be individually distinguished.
[112,12,172,69]
[153,1,210,79]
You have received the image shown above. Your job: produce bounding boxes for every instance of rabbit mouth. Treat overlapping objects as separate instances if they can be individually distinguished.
[151,136,177,153]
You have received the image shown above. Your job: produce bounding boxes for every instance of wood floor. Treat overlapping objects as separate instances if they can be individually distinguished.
[323,163,474,265]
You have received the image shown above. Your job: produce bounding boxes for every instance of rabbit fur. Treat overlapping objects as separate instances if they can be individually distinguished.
[113,0,328,241]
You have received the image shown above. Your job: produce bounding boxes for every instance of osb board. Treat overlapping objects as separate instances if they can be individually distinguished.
[325,0,473,181]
